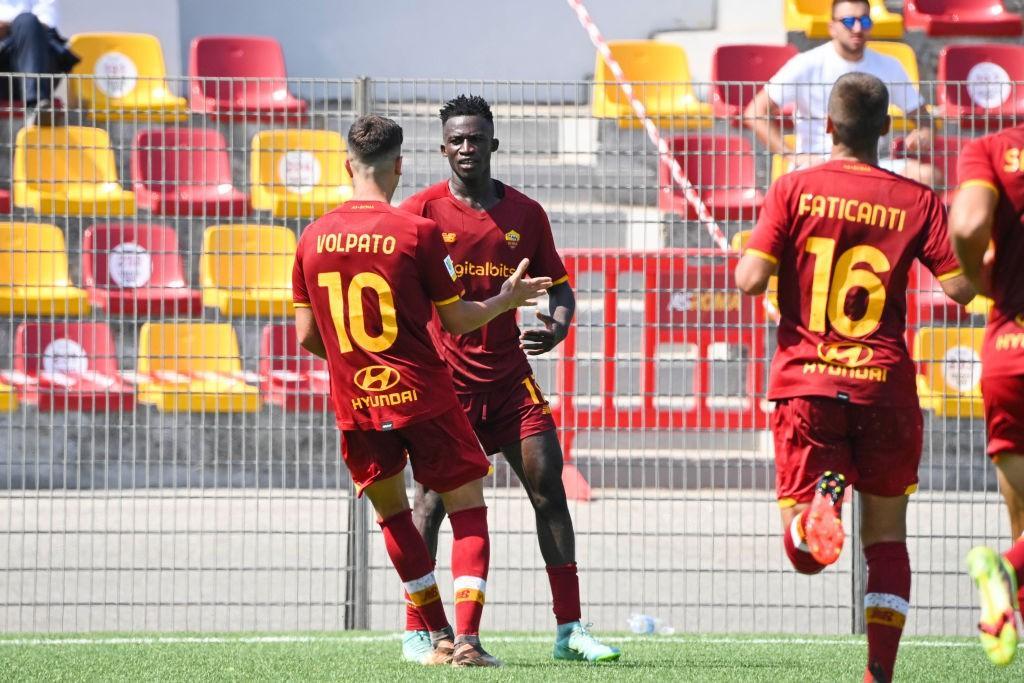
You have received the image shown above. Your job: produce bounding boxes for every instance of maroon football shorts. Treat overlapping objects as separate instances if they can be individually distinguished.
[460,374,557,455]
[982,375,1024,458]
[340,406,491,496]
[771,396,924,506]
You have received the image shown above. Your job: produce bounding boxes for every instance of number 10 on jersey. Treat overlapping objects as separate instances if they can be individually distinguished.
[317,271,399,353]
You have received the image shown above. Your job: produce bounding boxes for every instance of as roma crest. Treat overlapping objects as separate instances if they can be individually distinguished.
[504,229,521,250]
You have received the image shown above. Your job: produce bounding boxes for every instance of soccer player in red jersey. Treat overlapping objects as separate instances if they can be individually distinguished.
[736,73,974,682]
[397,95,620,663]
[292,114,552,667]
[951,124,1024,667]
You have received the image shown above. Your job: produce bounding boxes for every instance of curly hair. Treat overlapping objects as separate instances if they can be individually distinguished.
[439,94,493,124]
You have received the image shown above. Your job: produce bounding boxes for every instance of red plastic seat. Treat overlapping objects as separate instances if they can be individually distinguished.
[658,135,764,221]
[936,44,1024,128]
[3,322,134,411]
[132,128,250,216]
[189,35,307,121]
[82,222,203,317]
[259,323,329,411]
[891,134,967,205]
[710,44,798,124]
[905,0,1022,36]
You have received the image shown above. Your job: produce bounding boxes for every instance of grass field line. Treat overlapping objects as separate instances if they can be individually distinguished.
[0,634,1006,649]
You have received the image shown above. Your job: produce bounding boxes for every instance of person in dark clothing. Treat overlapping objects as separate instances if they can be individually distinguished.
[0,2,78,123]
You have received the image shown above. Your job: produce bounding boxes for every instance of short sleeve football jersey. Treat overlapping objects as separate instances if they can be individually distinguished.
[746,160,961,406]
[958,129,1024,378]
[400,180,569,391]
[292,200,465,430]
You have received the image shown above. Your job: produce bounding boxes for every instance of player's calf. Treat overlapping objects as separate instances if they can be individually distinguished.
[781,472,847,574]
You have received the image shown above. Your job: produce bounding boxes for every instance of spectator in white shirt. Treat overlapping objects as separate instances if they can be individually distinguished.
[0,0,78,123]
[744,0,938,186]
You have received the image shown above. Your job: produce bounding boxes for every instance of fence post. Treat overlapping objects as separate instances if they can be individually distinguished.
[345,75,373,631]
[851,494,866,634]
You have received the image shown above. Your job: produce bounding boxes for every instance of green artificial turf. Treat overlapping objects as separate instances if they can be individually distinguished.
[0,631,1021,682]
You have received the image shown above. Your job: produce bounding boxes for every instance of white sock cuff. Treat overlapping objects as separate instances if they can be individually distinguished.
[403,572,437,596]
[865,592,910,616]
[453,576,487,593]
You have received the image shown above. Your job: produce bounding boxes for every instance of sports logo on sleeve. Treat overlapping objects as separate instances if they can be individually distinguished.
[444,254,457,281]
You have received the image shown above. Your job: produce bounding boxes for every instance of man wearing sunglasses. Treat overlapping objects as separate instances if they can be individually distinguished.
[744,0,937,186]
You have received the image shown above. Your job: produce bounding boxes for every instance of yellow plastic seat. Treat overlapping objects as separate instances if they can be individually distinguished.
[14,126,135,216]
[0,222,89,316]
[200,224,296,316]
[136,322,261,413]
[592,40,713,129]
[732,230,779,311]
[785,0,903,39]
[0,381,17,411]
[770,134,798,182]
[966,294,993,316]
[68,32,187,122]
[250,129,353,217]
[913,327,984,418]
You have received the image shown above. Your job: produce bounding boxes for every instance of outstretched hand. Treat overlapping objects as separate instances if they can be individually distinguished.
[520,311,568,356]
[501,258,552,310]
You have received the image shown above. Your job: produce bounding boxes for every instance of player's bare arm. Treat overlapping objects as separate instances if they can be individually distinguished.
[950,184,999,297]
[743,89,790,155]
[734,251,777,296]
[521,282,575,356]
[437,257,552,335]
[294,307,328,360]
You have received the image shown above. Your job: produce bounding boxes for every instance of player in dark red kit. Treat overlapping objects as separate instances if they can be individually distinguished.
[951,124,1024,668]
[293,114,552,667]
[398,95,620,663]
[735,73,974,683]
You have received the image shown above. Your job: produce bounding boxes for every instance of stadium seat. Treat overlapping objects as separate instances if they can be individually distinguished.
[591,40,713,129]
[13,126,135,216]
[710,44,798,122]
[0,222,89,316]
[913,327,985,418]
[785,0,903,38]
[250,129,353,217]
[904,0,1022,36]
[936,44,1024,129]
[199,224,296,316]
[259,323,329,411]
[189,35,307,121]
[135,322,261,413]
[82,222,202,316]
[866,41,928,132]
[131,128,250,216]
[67,32,188,121]
[906,262,969,327]
[658,135,764,221]
[0,381,15,411]
[891,134,966,205]
[4,322,134,411]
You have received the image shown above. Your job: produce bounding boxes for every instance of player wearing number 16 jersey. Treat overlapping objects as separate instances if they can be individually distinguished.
[736,73,974,683]
[292,115,552,667]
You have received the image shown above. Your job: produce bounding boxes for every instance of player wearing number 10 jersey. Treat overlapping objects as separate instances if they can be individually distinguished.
[736,74,974,683]
[292,115,551,667]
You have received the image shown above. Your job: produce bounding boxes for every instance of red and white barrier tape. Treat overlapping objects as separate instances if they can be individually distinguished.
[565,0,729,252]
[565,0,781,322]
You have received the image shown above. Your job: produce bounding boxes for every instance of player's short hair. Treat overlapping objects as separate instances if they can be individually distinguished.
[832,0,870,16]
[439,94,494,124]
[347,114,403,164]
[828,73,889,152]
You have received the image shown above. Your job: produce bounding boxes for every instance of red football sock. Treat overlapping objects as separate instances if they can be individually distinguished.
[404,560,434,632]
[863,542,911,683]
[378,509,449,633]
[546,563,582,625]
[782,511,826,575]
[1003,536,1024,613]
[449,506,489,638]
